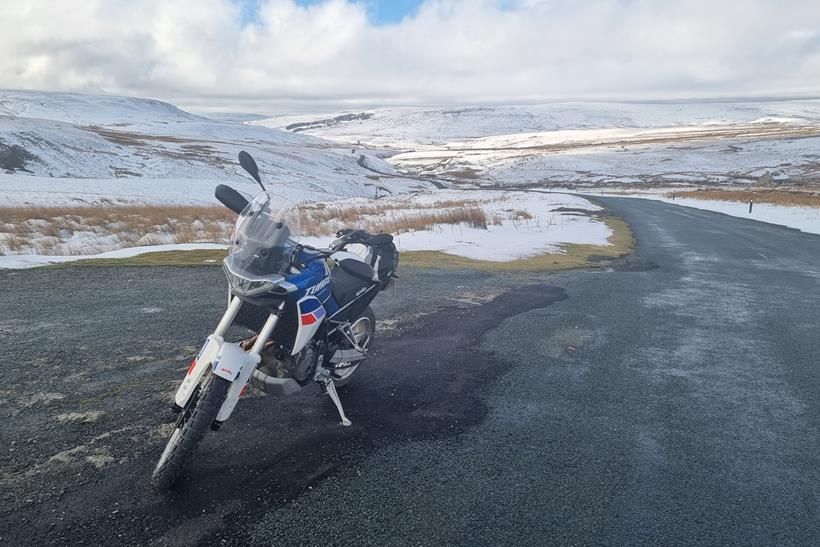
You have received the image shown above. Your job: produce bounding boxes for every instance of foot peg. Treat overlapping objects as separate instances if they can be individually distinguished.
[324,380,352,427]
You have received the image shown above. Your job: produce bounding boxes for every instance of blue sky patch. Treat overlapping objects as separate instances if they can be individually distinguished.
[238,0,423,26]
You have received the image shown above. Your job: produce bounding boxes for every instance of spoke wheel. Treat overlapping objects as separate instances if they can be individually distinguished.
[151,372,231,489]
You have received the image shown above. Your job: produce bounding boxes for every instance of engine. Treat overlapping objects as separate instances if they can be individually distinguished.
[256,343,318,387]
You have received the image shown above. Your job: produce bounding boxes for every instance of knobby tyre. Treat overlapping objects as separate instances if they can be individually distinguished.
[151,372,231,489]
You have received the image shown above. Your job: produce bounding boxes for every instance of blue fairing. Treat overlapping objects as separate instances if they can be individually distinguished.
[286,251,340,316]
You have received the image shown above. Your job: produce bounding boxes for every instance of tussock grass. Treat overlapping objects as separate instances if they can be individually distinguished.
[63,215,634,272]
[3,234,26,252]
[0,205,235,255]
[299,198,495,236]
[669,189,820,208]
[0,199,506,255]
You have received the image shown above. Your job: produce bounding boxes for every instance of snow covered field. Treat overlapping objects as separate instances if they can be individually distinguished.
[302,190,611,261]
[0,90,431,206]
[3,90,816,268]
[0,190,612,268]
[0,243,226,269]
[257,101,820,187]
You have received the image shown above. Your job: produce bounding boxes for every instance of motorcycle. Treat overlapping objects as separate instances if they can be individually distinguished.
[152,151,399,488]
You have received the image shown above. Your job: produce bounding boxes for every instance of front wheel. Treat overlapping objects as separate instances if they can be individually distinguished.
[152,372,231,489]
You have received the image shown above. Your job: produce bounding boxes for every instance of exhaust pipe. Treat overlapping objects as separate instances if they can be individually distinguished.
[251,369,304,396]
[329,348,366,364]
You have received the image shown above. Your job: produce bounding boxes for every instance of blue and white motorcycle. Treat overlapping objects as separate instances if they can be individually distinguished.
[152,151,398,488]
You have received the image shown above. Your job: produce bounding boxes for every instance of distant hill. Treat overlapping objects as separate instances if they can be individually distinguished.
[253,101,820,187]
[0,90,430,205]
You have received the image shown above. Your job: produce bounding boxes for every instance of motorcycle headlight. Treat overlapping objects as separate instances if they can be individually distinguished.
[222,264,278,296]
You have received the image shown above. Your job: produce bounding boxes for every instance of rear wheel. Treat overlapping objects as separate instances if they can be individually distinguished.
[334,307,375,387]
[152,372,231,489]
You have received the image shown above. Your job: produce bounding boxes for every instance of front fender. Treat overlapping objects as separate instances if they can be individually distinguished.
[212,343,261,422]
[212,342,257,381]
[174,335,222,408]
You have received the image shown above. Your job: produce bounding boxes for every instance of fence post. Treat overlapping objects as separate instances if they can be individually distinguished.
[749,199,753,213]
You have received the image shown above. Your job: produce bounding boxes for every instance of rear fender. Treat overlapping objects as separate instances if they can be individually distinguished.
[174,335,222,408]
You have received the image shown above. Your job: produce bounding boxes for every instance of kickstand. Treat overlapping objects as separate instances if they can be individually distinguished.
[323,380,352,427]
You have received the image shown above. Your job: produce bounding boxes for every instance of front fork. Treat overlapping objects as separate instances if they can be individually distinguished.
[174,297,283,418]
[214,302,285,422]
[173,296,353,427]
[173,296,244,409]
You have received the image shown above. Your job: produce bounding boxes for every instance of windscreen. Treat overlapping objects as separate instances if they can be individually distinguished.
[225,192,301,277]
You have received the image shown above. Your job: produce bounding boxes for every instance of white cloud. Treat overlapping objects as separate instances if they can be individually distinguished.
[1,0,819,110]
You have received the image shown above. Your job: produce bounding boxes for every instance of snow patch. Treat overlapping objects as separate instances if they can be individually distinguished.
[0,243,226,269]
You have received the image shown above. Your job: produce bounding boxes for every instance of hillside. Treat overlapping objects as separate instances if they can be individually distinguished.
[0,90,431,205]
[255,101,820,187]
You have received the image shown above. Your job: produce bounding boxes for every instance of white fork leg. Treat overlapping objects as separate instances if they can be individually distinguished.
[174,296,244,408]
[215,302,286,422]
[325,380,352,427]
[215,296,243,336]
[249,304,283,354]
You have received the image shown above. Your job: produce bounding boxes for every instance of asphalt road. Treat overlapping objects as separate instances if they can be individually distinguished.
[1,198,818,546]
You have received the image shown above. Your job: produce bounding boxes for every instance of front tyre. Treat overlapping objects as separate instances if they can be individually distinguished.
[152,372,231,489]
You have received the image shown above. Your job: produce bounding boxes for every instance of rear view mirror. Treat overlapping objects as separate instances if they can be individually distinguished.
[238,151,262,186]
[215,184,249,215]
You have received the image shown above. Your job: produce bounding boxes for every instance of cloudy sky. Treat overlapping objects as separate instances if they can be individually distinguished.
[2,0,820,112]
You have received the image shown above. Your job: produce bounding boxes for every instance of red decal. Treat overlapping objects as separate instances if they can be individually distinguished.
[187,359,197,375]
[301,313,317,325]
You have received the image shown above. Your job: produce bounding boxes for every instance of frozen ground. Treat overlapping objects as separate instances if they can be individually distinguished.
[0,89,432,206]
[4,91,815,266]
[0,190,611,268]
[0,174,360,207]
[256,101,820,187]
[304,190,611,261]
[255,102,820,145]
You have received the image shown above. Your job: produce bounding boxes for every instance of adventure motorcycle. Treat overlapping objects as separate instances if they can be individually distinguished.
[152,151,399,488]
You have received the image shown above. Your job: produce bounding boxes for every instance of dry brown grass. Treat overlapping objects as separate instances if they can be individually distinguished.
[67,215,634,272]
[373,207,488,233]
[511,210,533,220]
[299,198,497,236]
[1,196,534,256]
[2,234,27,252]
[0,199,500,255]
[0,205,235,255]
[668,189,820,208]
